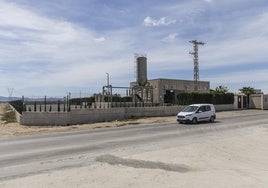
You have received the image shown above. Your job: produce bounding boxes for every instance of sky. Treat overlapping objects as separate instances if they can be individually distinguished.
[1,0,268,97]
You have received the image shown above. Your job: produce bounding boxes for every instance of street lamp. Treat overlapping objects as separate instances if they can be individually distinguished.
[106,73,110,108]
[106,73,110,87]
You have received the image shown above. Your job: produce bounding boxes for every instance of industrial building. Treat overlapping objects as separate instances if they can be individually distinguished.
[147,78,210,104]
[130,78,210,105]
[130,54,210,105]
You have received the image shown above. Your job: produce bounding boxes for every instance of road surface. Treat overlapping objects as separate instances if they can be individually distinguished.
[1,111,268,181]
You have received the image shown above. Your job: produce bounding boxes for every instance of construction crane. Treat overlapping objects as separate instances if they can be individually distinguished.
[189,40,205,91]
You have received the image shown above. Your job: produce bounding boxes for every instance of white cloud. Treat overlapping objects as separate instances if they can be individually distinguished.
[204,0,213,3]
[94,37,106,42]
[162,33,179,42]
[0,1,135,96]
[205,69,268,84]
[203,69,268,93]
[200,11,268,70]
[143,16,176,27]
[1,0,268,96]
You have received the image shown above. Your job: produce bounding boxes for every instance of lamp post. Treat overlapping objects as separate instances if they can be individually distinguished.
[106,73,110,87]
[106,73,110,108]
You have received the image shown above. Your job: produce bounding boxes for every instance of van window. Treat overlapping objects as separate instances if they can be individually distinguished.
[198,106,206,112]
[182,106,198,112]
[205,105,211,111]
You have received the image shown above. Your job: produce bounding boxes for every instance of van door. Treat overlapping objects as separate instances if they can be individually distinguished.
[197,106,209,121]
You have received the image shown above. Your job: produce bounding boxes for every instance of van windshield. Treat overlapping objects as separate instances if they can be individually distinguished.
[182,106,198,112]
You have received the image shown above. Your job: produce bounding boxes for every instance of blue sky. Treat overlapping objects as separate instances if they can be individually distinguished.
[1,0,268,97]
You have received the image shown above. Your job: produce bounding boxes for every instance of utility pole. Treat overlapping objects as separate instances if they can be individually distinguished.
[106,73,112,108]
[189,40,205,91]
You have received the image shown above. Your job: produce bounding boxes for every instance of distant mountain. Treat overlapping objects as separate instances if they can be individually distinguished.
[0,96,21,102]
[0,96,75,102]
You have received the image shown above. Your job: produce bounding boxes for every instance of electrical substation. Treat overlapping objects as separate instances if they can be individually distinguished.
[98,41,210,107]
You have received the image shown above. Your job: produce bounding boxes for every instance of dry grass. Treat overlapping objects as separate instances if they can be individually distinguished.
[0,104,16,123]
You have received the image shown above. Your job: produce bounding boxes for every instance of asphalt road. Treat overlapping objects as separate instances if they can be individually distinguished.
[1,111,268,180]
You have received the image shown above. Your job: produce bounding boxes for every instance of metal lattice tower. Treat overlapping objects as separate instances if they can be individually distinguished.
[189,40,205,82]
[7,88,14,101]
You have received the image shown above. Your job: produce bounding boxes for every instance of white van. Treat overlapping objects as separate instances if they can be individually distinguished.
[177,104,216,124]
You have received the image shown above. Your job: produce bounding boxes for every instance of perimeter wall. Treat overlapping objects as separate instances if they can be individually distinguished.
[18,104,233,126]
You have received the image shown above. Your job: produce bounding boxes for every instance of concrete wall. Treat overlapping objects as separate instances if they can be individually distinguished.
[234,94,268,110]
[263,95,268,110]
[234,94,248,110]
[9,104,21,123]
[250,94,262,109]
[124,106,185,118]
[19,104,233,126]
[215,104,234,111]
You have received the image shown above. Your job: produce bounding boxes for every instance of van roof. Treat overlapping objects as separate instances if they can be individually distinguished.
[189,104,214,106]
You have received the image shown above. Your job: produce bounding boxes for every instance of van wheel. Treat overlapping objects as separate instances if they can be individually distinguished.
[192,118,198,124]
[210,116,215,123]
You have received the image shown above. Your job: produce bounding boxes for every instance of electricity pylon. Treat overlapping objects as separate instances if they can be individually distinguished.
[189,40,205,91]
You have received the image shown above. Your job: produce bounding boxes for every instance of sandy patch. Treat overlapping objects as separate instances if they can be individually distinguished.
[0,125,267,188]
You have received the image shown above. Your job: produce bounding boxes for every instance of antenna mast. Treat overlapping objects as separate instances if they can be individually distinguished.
[189,40,205,91]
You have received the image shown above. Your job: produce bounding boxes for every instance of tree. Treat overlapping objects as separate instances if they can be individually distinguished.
[239,86,255,108]
[239,86,255,95]
[215,85,229,94]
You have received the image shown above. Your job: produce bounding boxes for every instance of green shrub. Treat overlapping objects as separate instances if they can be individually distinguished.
[177,92,234,105]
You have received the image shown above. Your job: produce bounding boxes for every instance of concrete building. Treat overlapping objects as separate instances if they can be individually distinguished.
[131,78,210,104]
[234,93,268,110]
[148,78,210,104]
[234,94,248,109]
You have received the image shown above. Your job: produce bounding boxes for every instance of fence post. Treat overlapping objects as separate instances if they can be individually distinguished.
[44,96,47,112]
[22,96,26,112]
[34,101,36,112]
[58,100,60,112]
[67,94,71,112]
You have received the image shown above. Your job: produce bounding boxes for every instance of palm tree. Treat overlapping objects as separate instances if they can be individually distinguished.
[239,86,255,95]
[215,85,229,94]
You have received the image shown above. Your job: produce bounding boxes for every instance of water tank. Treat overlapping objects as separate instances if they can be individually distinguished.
[136,56,147,86]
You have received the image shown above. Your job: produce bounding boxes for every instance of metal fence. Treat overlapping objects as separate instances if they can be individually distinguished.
[9,92,166,114]
[21,93,94,112]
